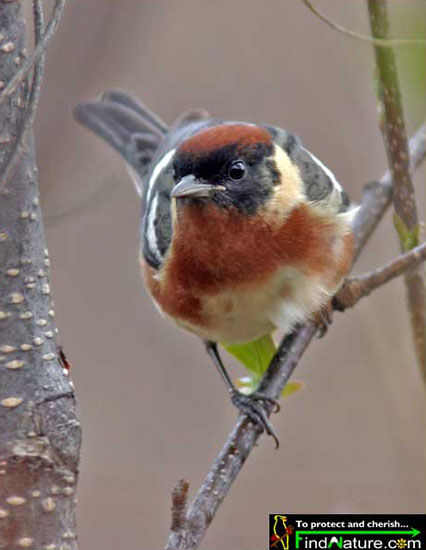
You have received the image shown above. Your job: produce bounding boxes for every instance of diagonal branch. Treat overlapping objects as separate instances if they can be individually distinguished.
[335,242,426,311]
[165,325,315,550]
[164,124,426,550]
[367,0,426,373]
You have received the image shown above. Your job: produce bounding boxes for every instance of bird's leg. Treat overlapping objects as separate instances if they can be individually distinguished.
[204,341,280,448]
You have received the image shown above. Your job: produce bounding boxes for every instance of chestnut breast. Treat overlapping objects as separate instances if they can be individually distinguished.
[143,202,351,340]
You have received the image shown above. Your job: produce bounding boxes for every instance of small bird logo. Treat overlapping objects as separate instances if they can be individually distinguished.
[270,515,294,549]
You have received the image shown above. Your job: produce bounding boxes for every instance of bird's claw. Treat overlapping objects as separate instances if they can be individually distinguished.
[249,391,281,413]
[230,390,280,448]
[314,301,334,338]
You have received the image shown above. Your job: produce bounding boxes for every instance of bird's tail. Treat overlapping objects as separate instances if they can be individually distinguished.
[73,90,168,194]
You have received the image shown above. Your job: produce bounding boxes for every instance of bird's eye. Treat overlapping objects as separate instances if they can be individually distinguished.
[228,160,246,180]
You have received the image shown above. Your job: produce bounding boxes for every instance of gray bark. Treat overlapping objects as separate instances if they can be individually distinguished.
[0,2,81,549]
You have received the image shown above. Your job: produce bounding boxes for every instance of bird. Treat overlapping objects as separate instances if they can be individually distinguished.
[74,91,357,446]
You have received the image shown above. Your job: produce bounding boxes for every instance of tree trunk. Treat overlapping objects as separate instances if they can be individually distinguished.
[0,2,81,548]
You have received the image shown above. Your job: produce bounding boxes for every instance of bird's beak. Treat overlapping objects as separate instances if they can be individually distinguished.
[171,175,225,198]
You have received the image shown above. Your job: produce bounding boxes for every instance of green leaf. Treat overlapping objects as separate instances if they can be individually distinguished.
[393,214,420,251]
[222,334,276,376]
[393,213,409,242]
[237,376,305,399]
[236,375,259,395]
[281,380,305,398]
[224,334,304,399]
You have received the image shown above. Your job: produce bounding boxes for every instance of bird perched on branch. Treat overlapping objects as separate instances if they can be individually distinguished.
[74,91,356,446]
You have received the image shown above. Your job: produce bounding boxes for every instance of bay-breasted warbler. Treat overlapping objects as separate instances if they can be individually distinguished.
[74,91,356,445]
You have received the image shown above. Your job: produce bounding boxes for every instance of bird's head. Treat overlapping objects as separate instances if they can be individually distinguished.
[171,124,303,217]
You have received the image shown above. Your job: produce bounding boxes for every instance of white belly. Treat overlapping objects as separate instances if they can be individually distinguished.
[172,266,335,344]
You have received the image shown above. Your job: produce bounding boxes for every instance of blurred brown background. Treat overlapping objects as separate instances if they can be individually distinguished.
[34,1,425,549]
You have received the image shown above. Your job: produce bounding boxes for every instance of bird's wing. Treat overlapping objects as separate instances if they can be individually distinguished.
[74,91,218,269]
[263,125,352,215]
[142,111,222,270]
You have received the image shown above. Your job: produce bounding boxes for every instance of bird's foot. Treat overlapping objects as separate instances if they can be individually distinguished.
[230,389,280,448]
[313,300,334,338]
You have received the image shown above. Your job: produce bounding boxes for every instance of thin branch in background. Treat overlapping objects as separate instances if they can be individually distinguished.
[44,176,118,227]
[0,0,45,189]
[164,127,426,550]
[352,123,426,259]
[335,242,426,311]
[301,0,426,47]
[0,0,66,190]
[0,0,65,104]
[367,0,426,375]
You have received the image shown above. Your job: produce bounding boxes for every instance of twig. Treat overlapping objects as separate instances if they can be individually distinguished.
[335,242,426,310]
[0,0,65,104]
[164,126,426,549]
[301,0,426,47]
[0,0,45,188]
[170,480,190,532]
[368,0,426,374]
